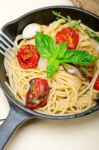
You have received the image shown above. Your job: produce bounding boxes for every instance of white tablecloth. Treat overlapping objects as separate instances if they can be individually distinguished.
[0,0,99,150]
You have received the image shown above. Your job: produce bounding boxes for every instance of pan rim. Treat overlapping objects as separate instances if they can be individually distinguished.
[1,5,99,31]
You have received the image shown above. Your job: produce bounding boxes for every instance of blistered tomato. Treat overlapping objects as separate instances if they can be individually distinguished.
[17,44,40,69]
[94,77,99,90]
[56,27,79,49]
[26,78,50,109]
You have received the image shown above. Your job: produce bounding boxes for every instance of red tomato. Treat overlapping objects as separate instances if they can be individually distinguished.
[56,27,79,49]
[17,44,40,69]
[26,78,50,110]
[94,77,99,90]
[88,76,99,90]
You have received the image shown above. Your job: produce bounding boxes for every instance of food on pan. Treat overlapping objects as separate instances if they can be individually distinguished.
[4,11,99,115]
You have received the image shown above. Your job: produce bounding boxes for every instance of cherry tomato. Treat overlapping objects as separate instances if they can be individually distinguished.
[94,77,99,90]
[26,78,50,110]
[88,76,99,90]
[56,27,79,49]
[17,44,40,69]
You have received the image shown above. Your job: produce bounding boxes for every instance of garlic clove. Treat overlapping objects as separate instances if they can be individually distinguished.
[22,23,41,39]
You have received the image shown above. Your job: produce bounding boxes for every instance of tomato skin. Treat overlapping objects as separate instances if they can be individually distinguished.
[31,78,50,99]
[26,91,48,109]
[17,44,40,69]
[56,27,79,49]
[94,77,99,90]
[26,78,50,110]
[88,76,99,90]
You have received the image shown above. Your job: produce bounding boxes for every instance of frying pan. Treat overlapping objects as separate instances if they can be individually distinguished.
[0,6,99,150]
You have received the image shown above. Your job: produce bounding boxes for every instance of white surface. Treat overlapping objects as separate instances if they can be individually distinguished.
[0,0,99,150]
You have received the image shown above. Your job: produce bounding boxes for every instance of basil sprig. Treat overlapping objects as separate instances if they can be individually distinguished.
[52,11,81,28]
[85,28,99,43]
[35,32,97,78]
[52,10,67,20]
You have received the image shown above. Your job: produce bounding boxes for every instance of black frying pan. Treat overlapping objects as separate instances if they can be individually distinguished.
[0,6,99,150]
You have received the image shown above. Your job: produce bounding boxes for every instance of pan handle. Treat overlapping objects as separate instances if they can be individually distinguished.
[0,102,32,150]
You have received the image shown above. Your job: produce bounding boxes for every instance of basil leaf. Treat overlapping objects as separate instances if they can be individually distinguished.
[47,59,59,78]
[56,42,67,59]
[35,32,67,59]
[85,29,99,43]
[35,32,97,78]
[60,50,97,65]
[35,32,57,58]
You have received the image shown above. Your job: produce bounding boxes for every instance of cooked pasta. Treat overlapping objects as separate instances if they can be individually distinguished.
[4,15,99,115]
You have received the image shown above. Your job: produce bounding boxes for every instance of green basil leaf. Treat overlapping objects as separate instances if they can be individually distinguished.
[56,42,67,59]
[47,59,59,78]
[35,32,97,78]
[60,50,97,65]
[85,29,99,43]
[35,32,57,58]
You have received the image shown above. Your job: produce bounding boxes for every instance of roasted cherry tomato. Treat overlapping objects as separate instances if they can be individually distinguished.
[26,78,50,109]
[56,27,79,49]
[88,76,99,90]
[94,76,99,90]
[17,44,40,69]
